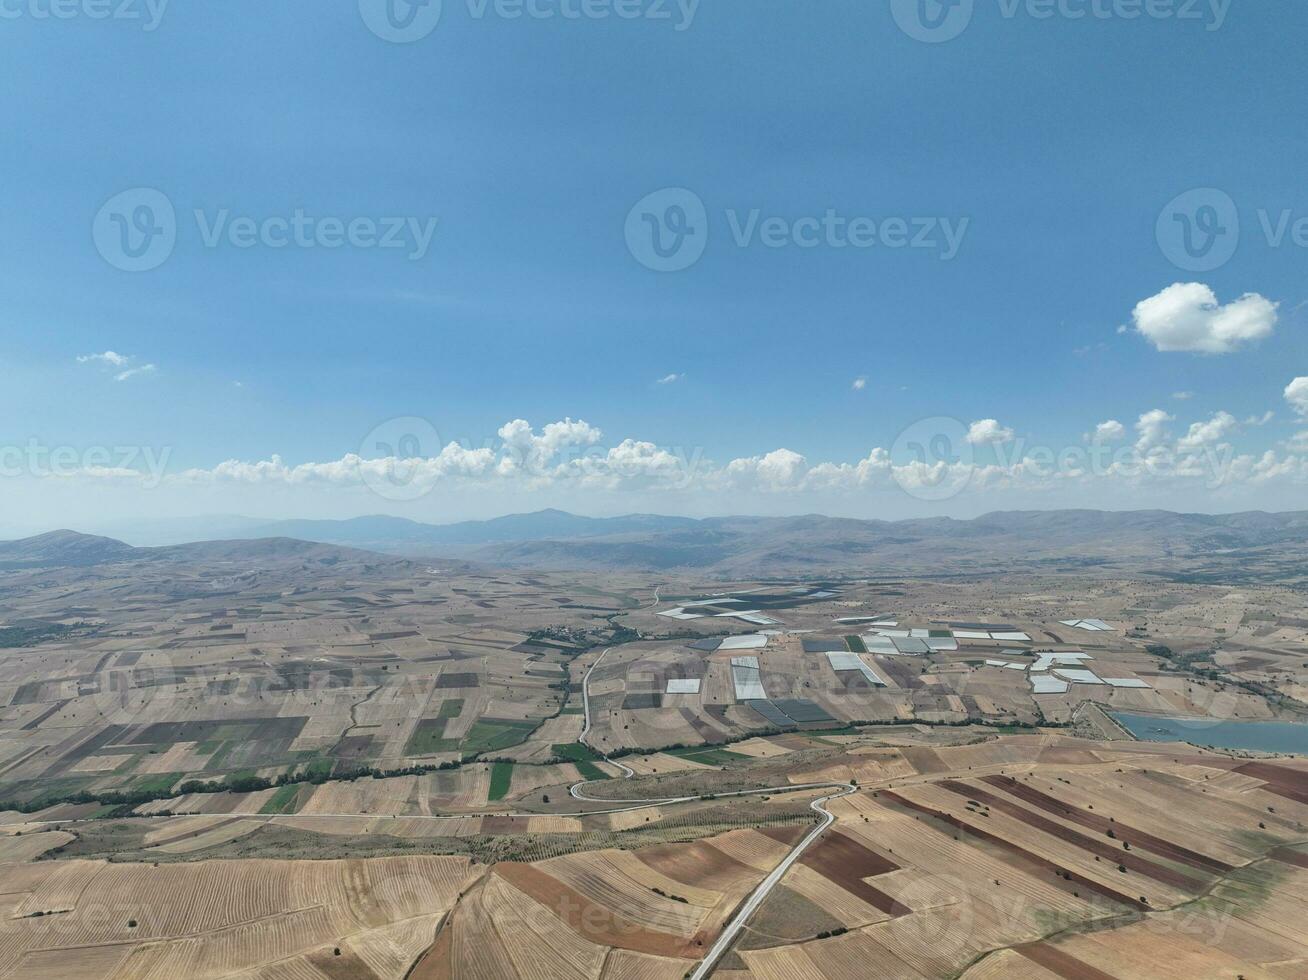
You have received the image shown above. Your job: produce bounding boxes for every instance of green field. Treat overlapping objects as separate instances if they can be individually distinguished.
[844,635,867,653]
[803,726,863,745]
[437,698,464,719]
[259,783,301,814]
[667,746,750,767]
[405,719,460,757]
[305,757,335,780]
[572,759,609,781]
[129,772,182,794]
[551,741,602,763]
[488,761,514,801]
[461,718,538,757]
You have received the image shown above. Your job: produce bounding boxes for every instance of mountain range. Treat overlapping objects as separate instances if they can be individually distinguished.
[7,509,1308,582]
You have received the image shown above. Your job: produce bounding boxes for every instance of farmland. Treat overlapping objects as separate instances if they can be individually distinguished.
[1,537,1306,977]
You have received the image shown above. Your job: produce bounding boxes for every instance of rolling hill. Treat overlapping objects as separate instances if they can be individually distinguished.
[14,509,1308,582]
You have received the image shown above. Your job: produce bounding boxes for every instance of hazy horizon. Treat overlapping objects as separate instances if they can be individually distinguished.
[8,501,1308,548]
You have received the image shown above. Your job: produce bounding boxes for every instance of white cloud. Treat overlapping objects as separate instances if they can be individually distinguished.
[1244,411,1275,427]
[77,350,130,367]
[966,419,1014,445]
[1131,283,1277,354]
[851,377,867,391]
[1171,391,1194,401]
[656,373,684,385]
[78,350,156,381]
[1285,377,1308,417]
[1177,411,1238,451]
[1091,420,1126,443]
[114,364,157,382]
[495,418,603,477]
[725,448,809,491]
[1134,409,1174,453]
[52,406,1308,506]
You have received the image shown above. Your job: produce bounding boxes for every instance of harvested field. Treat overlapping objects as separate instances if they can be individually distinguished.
[0,855,476,979]
[792,829,909,915]
[492,862,699,957]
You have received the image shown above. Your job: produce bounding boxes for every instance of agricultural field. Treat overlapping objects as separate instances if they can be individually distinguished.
[0,853,477,978]
[10,732,1303,978]
[0,547,650,812]
[587,577,1308,752]
[3,542,1307,977]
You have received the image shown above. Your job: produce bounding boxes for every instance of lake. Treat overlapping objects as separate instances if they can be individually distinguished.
[1111,712,1308,755]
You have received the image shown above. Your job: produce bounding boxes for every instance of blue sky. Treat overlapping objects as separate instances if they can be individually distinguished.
[2,0,1307,532]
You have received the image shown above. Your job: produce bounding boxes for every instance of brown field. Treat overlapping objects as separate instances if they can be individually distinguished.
[3,551,1307,978]
[0,855,476,979]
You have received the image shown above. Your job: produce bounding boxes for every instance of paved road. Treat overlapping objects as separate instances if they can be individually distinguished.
[567,595,857,978]
[31,580,853,978]
[687,782,855,979]
[568,641,854,974]
[577,646,612,749]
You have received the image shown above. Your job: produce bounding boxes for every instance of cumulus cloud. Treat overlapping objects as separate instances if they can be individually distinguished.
[1177,411,1238,451]
[48,406,1308,504]
[1090,420,1126,443]
[656,373,683,385]
[1286,377,1308,417]
[966,419,1014,445]
[496,418,602,477]
[1131,283,1277,354]
[1134,409,1174,453]
[725,448,809,490]
[852,377,867,391]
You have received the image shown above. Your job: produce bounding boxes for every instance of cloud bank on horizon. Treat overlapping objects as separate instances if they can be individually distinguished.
[23,276,1305,518]
[22,392,1308,509]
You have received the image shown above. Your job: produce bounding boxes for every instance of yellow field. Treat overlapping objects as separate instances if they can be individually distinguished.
[0,855,477,979]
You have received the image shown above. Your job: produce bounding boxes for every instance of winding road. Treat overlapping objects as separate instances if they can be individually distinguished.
[569,627,854,979]
[28,580,853,978]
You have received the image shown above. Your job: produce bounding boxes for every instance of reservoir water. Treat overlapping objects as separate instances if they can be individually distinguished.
[1110,712,1308,755]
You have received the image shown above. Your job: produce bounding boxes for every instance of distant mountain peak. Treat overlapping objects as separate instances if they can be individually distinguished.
[0,529,135,568]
